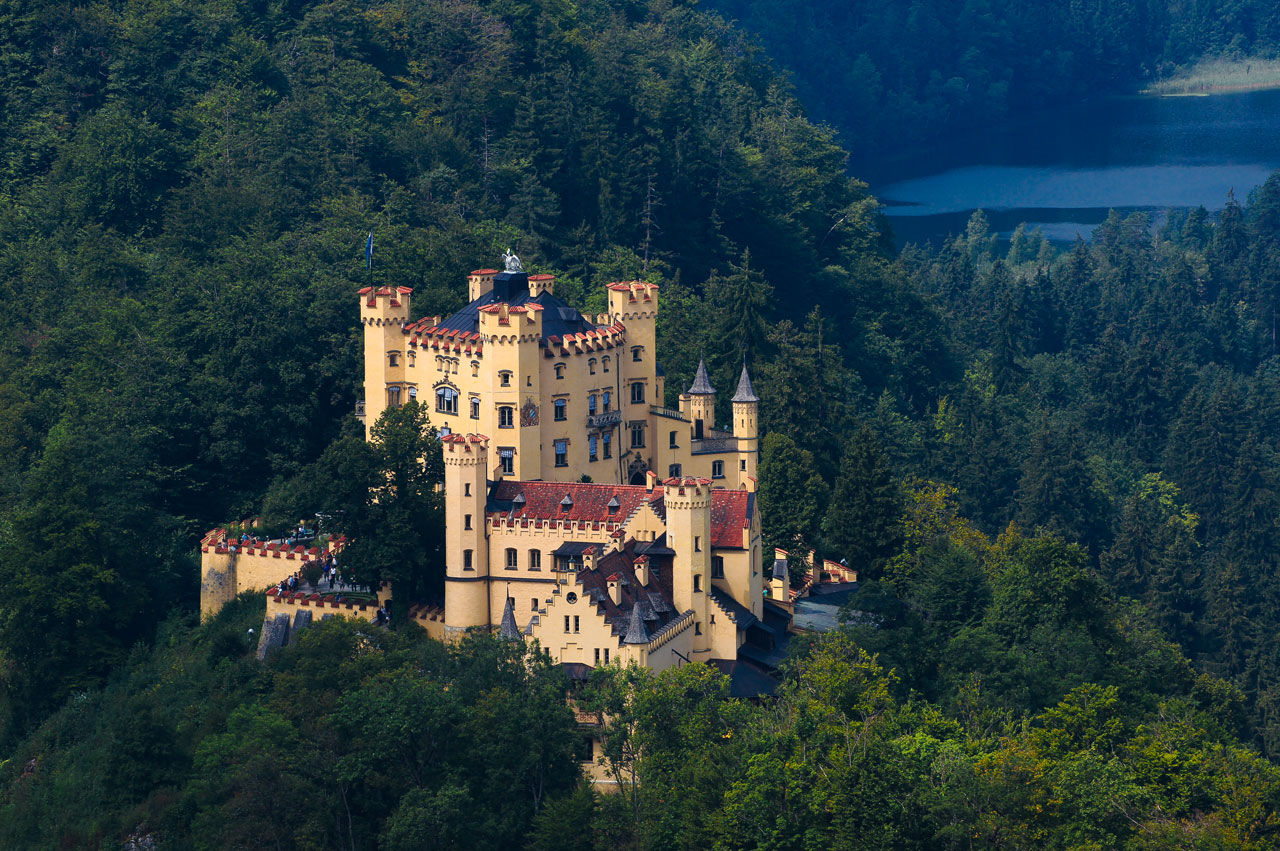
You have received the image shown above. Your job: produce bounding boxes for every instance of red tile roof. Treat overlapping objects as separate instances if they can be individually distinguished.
[487,481,753,549]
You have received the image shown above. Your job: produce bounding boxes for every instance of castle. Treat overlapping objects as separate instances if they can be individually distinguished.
[201,259,786,684]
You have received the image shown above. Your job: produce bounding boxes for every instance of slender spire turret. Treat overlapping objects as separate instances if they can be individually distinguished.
[499,595,520,639]
[687,358,716,395]
[731,363,758,403]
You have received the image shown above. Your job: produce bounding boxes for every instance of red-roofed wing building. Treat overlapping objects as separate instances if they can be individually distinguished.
[359,261,760,489]
[443,434,777,674]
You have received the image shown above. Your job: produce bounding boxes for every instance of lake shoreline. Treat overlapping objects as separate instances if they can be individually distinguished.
[1141,58,1280,97]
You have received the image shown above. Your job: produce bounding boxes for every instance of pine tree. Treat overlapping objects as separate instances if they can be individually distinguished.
[821,426,902,580]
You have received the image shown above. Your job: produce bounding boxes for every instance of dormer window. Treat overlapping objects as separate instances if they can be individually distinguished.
[607,496,620,514]
[560,493,574,510]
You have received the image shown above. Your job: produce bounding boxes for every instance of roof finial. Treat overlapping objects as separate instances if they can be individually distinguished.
[731,360,758,403]
[687,358,716,396]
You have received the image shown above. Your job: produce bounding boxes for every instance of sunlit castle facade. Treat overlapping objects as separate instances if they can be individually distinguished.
[358,259,759,488]
[358,258,786,680]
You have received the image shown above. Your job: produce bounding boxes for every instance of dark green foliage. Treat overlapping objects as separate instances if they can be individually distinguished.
[821,425,901,579]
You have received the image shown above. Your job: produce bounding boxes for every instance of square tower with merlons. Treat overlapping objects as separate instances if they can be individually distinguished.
[359,256,760,490]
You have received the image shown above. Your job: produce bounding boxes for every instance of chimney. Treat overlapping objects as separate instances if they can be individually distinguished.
[634,555,650,587]
[645,471,658,493]
[606,573,623,605]
[583,545,598,571]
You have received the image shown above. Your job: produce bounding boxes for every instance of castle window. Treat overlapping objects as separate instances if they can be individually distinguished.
[695,621,702,635]
[604,648,610,663]
[499,406,514,428]
[589,435,598,462]
[408,386,418,401]
[463,549,473,570]
[387,386,402,407]
[499,448,514,475]
[531,598,538,611]
[740,459,747,471]
[464,483,471,496]
[554,399,567,421]
[630,423,645,449]
[554,363,566,379]
[602,432,612,458]
[564,616,570,633]
[669,464,681,478]
[505,548,518,570]
[589,358,597,374]
[632,346,643,362]
[389,352,399,367]
[408,351,416,367]
[464,514,472,530]
[529,549,541,570]
[470,396,480,419]
[573,615,580,633]
[602,356,610,372]
[554,439,568,467]
[594,648,600,664]
[712,556,725,579]
[630,382,645,404]
[436,386,459,415]
[602,391,612,413]
[695,536,702,553]
[499,371,512,387]
[588,394,597,415]
[669,430,678,448]
[712,460,725,479]
[471,361,480,377]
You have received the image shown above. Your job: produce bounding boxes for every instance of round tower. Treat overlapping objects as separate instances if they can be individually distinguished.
[731,363,759,487]
[444,433,491,637]
[684,359,716,440]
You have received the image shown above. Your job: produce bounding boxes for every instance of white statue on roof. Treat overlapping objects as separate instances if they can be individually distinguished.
[502,249,523,273]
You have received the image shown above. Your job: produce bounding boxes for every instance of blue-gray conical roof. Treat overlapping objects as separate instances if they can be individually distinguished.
[687,359,716,395]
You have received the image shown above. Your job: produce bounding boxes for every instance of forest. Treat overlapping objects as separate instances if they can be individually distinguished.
[704,0,1280,165]
[5,0,1280,847]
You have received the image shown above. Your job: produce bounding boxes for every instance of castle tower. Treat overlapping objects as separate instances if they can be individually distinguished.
[731,363,759,487]
[683,359,716,440]
[664,476,713,656]
[358,285,412,437]
[444,433,491,637]
[478,274,544,480]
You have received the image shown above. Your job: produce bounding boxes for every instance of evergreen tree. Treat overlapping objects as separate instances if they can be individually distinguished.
[757,432,828,580]
[822,425,902,580]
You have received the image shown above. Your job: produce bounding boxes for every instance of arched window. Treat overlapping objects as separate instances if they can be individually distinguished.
[436,386,458,414]
[470,396,480,419]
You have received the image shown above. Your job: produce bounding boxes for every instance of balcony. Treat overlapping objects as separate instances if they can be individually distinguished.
[586,410,622,429]
[355,400,366,420]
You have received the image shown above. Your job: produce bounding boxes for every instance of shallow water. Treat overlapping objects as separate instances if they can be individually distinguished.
[868,89,1280,247]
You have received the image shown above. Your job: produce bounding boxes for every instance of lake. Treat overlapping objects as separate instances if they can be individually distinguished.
[869,89,1280,248]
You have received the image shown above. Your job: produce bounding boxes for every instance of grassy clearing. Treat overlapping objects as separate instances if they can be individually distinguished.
[1144,57,1280,95]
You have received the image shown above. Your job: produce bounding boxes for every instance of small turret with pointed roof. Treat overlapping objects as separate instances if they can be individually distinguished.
[623,603,650,645]
[687,358,716,395]
[499,596,520,640]
[731,362,758,403]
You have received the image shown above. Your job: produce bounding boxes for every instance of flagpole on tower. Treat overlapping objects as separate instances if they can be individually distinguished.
[365,230,374,286]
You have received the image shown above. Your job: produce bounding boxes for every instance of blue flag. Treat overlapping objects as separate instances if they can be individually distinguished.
[365,231,374,271]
